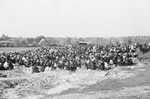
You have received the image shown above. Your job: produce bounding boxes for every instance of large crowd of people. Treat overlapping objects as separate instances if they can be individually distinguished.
[0,43,150,73]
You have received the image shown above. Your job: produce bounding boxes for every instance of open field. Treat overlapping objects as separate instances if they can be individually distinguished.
[0,47,36,53]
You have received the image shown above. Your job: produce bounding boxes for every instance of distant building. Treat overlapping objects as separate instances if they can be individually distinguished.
[78,41,91,45]
[0,41,15,47]
[28,42,37,47]
[38,38,48,46]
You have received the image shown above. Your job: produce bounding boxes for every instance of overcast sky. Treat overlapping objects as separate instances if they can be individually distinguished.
[0,0,150,37]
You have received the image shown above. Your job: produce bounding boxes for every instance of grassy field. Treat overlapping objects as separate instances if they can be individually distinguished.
[0,47,36,53]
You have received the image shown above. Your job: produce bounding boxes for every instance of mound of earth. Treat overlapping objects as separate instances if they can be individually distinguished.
[0,61,150,99]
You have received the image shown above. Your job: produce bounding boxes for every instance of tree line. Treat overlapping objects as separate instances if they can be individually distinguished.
[0,34,150,47]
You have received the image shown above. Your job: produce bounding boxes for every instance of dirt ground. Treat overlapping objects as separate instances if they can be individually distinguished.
[0,60,150,99]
